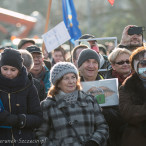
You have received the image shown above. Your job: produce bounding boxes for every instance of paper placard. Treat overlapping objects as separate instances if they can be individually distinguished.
[42,21,71,53]
[81,78,119,107]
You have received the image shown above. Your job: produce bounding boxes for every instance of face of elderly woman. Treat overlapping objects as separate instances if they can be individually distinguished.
[58,73,77,93]
[112,53,131,77]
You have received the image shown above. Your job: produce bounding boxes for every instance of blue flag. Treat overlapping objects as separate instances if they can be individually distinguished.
[62,0,82,44]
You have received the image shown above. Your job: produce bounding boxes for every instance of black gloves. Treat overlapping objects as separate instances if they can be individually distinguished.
[0,110,26,128]
[0,110,10,121]
[5,113,18,126]
[18,114,26,128]
[85,140,99,146]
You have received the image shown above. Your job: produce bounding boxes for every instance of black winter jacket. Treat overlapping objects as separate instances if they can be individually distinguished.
[0,67,43,146]
[33,77,46,101]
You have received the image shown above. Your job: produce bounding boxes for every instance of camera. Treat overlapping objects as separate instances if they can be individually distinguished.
[128,27,145,35]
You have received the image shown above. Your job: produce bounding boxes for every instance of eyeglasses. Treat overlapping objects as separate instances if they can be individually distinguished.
[115,60,130,65]
[139,60,146,67]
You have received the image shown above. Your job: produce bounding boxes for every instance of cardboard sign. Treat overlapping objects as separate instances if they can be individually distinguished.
[81,78,119,107]
[42,21,71,53]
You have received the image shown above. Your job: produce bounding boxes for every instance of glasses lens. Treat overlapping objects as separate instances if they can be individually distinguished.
[116,61,124,65]
[116,60,130,65]
[125,60,130,64]
[139,60,146,67]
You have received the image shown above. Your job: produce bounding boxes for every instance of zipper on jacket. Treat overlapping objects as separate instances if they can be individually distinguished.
[8,93,15,146]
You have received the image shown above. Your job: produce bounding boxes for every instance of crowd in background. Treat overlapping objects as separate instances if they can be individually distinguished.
[0,25,146,146]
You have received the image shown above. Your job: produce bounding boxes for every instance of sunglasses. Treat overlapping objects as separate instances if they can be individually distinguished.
[139,60,146,67]
[115,60,130,65]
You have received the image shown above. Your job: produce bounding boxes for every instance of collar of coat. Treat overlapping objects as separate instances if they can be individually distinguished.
[80,74,103,81]
[41,90,94,110]
[121,73,146,104]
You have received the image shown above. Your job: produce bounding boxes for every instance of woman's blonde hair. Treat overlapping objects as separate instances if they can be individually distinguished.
[108,48,131,64]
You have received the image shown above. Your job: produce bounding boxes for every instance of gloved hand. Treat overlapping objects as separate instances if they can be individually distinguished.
[0,110,10,121]
[18,114,26,128]
[0,110,18,126]
[85,140,99,146]
[0,110,26,128]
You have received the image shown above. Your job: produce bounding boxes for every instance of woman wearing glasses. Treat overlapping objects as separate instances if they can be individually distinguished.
[105,48,132,86]
[103,48,131,146]
[119,46,146,146]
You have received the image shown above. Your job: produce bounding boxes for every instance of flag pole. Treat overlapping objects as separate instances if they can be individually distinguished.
[42,0,52,54]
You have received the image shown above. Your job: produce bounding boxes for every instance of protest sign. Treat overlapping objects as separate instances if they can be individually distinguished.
[42,21,71,53]
[81,78,119,107]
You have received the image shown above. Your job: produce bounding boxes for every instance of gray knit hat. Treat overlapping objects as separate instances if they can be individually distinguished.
[50,62,78,85]
[77,49,100,68]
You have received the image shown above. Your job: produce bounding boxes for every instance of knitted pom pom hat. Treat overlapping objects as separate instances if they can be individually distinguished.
[50,62,78,85]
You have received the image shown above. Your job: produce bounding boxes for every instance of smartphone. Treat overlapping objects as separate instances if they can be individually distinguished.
[128,27,144,35]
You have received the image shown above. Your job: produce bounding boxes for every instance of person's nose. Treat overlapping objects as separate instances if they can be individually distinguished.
[7,70,11,75]
[132,34,139,38]
[88,62,94,67]
[68,78,74,83]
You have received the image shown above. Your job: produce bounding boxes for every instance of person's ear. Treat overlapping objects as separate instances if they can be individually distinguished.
[111,64,116,70]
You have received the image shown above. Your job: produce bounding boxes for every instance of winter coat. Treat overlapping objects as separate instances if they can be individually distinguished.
[40,66,51,94]
[119,73,146,146]
[81,73,124,146]
[0,67,43,146]
[36,91,109,146]
[80,74,104,82]
[33,77,46,101]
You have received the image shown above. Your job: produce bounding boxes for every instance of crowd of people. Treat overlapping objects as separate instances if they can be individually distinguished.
[0,25,146,146]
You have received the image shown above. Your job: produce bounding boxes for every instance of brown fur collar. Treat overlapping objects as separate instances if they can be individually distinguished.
[121,73,146,104]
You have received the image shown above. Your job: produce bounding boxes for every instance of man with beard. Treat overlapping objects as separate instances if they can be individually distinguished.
[119,25,143,52]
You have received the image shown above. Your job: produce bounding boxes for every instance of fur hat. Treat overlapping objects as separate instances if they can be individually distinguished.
[0,48,23,70]
[50,62,78,85]
[77,49,100,68]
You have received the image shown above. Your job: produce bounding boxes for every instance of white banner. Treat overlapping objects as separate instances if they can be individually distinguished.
[42,21,71,53]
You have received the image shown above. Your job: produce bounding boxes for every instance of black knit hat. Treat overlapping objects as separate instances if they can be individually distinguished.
[18,38,35,49]
[26,45,42,54]
[77,49,100,68]
[0,48,23,70]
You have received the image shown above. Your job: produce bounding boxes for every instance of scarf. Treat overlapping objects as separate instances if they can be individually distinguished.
[112,70,130,85]
[58,90,78,104]
[0,67,28,92]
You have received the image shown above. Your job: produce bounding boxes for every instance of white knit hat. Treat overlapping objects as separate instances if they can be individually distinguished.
[50,62,78,85]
